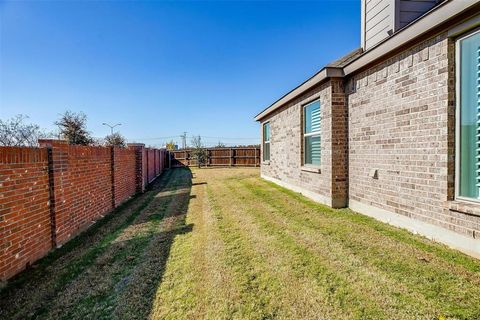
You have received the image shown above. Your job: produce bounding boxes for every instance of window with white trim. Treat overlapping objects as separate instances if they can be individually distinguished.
[458,30,480,200]
[303,100,321,166]
[263,122,270,161]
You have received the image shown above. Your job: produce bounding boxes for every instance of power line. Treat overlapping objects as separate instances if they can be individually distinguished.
[127,135,181,141]
[128,135,258,141]
[194,136,258,140]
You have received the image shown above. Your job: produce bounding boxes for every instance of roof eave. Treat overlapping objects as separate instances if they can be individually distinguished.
[254,67,343,121]
[343,0,478,75]
[255,0,480,122]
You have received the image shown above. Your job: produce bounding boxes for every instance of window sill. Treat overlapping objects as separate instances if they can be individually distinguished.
[262,161,270,165]
[448,199,480,218]
[301,166,321,174]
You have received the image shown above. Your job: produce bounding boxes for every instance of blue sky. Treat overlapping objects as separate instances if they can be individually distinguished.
[0,0,359,147]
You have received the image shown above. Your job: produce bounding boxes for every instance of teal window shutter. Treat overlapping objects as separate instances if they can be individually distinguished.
[263,122,270,161]
[304,100,321,166]
[459,31,480,199]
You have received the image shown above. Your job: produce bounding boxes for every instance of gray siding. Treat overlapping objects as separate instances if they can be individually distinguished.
[364,0,393,50]
[362,0,441,50]
[398,0,439,29]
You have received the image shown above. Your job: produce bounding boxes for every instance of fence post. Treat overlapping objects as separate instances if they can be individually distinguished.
[230,148,233,166]
[127,143,146,193]
[155,149,157,175]
[45,146,57,248]
[38,139,69,247]
[146,148,150,184]
[110,146,116,208]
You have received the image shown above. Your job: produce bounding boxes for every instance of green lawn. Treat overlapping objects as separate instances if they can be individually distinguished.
[1,167,479,319]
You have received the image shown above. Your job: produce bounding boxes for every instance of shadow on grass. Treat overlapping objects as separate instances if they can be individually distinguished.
[111,167,194,319]
[0,167,194,320]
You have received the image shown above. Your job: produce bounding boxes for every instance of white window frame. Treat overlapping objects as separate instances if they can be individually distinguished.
[262,121,270,162]
[455,27,480,203]
[303,99,321,167]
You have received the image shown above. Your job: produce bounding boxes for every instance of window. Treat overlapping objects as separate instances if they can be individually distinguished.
[263,122,270,161]
[303,100,321,166]
[457,30,480,200]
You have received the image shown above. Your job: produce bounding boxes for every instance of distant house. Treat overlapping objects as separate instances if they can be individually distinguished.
[255,0,480,258]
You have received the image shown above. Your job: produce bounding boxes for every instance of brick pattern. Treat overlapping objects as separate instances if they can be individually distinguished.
[160,150,165,174]
[0,147,51,281]
[128,143,147,193]
[0,141,168,281]
[147,149,156,183]
[142,148,148,189]
[330,78,348,207]
[260,31,480,240]
[47,141,113,245]
[144,148,167,185]
[113,147,137,206]
[261,80,348,207]
[345,33,480,237]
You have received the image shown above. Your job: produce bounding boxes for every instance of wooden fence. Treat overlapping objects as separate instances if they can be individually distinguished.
[170,147,260,167]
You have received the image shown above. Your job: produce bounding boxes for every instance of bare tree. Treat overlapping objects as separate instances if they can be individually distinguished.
[190,135,208,168]
[105,132,126,147]
[55,111,93,145]
[216,141,226,148]
[91,137,106,146]
[165,140,177,150]
[0,115,49,147]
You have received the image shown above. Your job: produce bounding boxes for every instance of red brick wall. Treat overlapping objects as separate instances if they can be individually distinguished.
[126,143,147,193]
[0,147,52,281]
[147,149,156,183]
[142,148,148,189]
[0,141,168,281]
[48,141,113,245]
[159,150,164,174]
[113,147,136,206]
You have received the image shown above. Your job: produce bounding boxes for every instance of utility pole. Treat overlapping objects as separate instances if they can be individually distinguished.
[102,122,122,135]
[181,132,187,149]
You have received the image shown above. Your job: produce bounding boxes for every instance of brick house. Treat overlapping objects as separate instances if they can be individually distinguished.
[255,0,480,258]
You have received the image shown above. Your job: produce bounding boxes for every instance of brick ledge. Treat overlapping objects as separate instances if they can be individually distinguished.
[448,200,480,218]
[349,199,480,259]
[301,166,321,174]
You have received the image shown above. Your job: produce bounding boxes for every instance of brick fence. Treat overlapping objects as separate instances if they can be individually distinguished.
[0,140,169,281]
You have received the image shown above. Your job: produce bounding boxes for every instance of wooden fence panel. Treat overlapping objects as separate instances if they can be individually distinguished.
[170,147,260,167]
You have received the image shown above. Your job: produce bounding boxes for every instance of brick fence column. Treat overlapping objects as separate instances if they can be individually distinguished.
[330,78,348,208]
[38,139,69,246]
[127,143,146,193]
[110,146,116,208]
[145,148,150,184]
